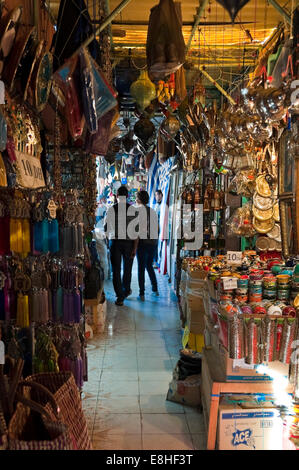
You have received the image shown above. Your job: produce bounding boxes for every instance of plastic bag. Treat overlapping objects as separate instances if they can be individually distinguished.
[79,49,98,134]
[146,0,185,80]
[227,169,256,197]
[54,56,84,140]
[84,108,116,155]
[91,58,118,119]
[227,202,256,237]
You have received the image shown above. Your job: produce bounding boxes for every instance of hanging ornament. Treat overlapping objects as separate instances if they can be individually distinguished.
[134,118,155,143]
[215,0,250,23]
[130,70,156,110]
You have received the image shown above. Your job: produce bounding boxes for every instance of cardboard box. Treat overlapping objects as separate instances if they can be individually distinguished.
[167,374,201,407]
[217,340,290,383]
[186,297,205,334]
[218,397,290,450]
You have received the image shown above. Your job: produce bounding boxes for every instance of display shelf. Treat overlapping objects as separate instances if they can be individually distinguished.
[201,347,294,450]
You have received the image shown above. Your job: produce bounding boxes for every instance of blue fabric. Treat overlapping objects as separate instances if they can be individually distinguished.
[33,221,43,252]
[48,219,59,253]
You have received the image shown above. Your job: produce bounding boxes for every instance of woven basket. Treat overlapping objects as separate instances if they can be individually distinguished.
[24,372,92,450]
[8,380,75,450]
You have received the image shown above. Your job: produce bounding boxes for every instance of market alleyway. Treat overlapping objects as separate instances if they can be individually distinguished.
[81,264,206,450]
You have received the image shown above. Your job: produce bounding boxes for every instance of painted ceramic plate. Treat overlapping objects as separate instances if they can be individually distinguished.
[255,236,269,251]
[253,192,273,210]
[253,216,275,234]
[252,205,273,221]
[256,175,272,197]
[267,238,277,251]
[267,223,281,242]
[2,25,35,91]
[0,6,22,75]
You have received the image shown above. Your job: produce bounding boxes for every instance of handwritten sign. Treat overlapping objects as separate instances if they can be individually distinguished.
[222,277,238,290]
[227,251,243,265]
[15,151,45,189]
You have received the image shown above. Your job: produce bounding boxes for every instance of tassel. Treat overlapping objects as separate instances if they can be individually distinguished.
[21,219,31,257]
[52,290,57,322]
[47,289,52,321]
[75,355,82,388]
[73,290,81,323]
[73,225,79,256]
[0,216,10,255]
[56,286,63,320]
[16,293,29,327]
[63,290,69,323]
[41,219,49,253]
[16,219,23,253]
[0,289,5,320]
[23,295,29,327]
[10,218,21,252]
[68,291,74,322]
[33,221,43,252]
[4,278,10,321]
[77,224,84,254]
[48,219,59,253]
[16,293,23,327]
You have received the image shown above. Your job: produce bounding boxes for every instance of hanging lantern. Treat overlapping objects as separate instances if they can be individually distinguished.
[161,115,180,138]
[134,118,155,143]
[130,70,156,110]
[215,0,250,23]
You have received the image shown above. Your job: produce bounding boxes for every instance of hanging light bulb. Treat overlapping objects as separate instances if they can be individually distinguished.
[130,70,156,110]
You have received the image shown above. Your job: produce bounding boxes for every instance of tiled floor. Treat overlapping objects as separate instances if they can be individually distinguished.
[82,264,206,450]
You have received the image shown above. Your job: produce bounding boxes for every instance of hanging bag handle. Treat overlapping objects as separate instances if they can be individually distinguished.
[16,380,60,420]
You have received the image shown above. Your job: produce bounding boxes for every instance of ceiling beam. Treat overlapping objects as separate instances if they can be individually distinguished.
[91,20,255,26]
[199,66,237,105]
[186,0,209,53]
[70,0,134,59]
[267,0,291,24]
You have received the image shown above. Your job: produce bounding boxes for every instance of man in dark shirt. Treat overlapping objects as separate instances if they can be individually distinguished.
[104,186,138,306]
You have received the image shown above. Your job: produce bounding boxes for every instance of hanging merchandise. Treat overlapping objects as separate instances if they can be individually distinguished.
[54,56,84,140]
[146,0,185,80]
[215,1,250,23]
[79,49,98,134]
[130,70,156,111]
[0,6,23,77]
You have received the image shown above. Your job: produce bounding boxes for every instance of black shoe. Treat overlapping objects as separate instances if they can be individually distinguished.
[115,298,124,306]
[139,295,145,301]
[124,289,132,298]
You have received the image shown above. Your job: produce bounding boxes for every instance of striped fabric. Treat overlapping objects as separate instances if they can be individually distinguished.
[147,156,174,273]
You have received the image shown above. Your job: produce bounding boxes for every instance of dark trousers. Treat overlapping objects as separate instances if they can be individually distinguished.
[110,240,134,300]
[137,243,158,296]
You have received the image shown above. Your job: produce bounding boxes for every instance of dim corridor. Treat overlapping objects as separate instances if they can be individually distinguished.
[81,265,206,450]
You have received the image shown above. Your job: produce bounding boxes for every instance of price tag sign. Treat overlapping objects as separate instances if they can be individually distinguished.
[222,277,238,290]
[227,251,243,265]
